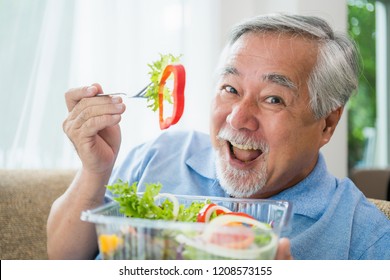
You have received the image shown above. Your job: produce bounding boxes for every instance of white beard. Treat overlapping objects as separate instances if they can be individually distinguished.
[215,128,269,198]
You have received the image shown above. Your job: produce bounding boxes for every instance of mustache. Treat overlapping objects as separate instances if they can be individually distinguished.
[216,127,269,152]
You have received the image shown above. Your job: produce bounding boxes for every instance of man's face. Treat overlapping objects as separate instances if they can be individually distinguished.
[210,33,330,198]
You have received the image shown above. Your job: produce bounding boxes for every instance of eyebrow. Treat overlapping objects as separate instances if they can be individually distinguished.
[220,66,297,90]
[262,73,298,90]
[220,65,240,76]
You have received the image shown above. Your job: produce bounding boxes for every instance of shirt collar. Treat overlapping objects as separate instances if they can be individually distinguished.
[186,145,216,180]
[272,153,336,219]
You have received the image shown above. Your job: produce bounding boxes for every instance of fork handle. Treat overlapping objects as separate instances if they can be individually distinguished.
[96,93,127,97]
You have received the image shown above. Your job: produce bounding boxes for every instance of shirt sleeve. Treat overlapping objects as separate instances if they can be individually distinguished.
[358,231,390,260]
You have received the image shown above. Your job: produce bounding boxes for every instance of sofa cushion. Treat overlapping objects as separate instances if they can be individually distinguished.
[369,198,390,220]
[0,169,76,260]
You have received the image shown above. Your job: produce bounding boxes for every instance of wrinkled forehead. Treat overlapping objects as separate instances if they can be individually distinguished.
[216,32,319,84]
[228,32,317,62]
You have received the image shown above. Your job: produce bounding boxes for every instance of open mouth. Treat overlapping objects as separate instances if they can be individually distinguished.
[228,141,263,163]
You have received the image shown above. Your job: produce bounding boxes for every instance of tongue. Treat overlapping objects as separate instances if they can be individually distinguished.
[232,147,262,162]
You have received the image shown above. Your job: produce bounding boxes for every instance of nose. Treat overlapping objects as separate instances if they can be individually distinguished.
[226,99,259,131]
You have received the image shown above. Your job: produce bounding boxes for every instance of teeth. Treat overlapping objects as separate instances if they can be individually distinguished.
[230,141,257,150]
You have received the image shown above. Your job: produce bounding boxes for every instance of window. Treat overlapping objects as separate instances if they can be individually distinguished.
[347,0,390,171]
[375,0,390,167]
[0,0,218,168]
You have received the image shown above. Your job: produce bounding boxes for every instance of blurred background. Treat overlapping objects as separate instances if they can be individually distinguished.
[1,0,389,185]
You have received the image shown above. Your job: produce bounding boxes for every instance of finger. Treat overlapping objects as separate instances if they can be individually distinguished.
[91,83,103,92]
[63,99,125,142]
[79,114,122,138]
[275,238,293,260]
[71,102,125,130]
[64,84,103,112]
[68,96,123,123]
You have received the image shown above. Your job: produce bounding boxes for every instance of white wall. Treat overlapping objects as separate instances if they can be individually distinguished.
[213,0,349,178]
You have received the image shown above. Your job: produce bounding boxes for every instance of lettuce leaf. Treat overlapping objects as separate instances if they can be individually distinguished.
[107,180,172,220]
[106,179,205,222]
[145,53,182,112]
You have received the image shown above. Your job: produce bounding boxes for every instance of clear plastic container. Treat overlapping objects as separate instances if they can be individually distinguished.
[81,194,292,260]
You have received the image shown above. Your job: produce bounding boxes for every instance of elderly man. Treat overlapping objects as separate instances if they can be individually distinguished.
[47,13,390,260]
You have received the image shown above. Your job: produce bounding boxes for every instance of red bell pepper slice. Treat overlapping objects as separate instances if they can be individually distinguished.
[197,203,216,223]
[158,64,186,130]
[197,203,231,223]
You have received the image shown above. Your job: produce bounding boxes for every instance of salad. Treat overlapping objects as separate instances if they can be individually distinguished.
[97,180,278,259]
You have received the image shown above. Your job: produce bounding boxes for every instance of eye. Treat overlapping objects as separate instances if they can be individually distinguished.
[222,85,238,95]
[265,96,284,105]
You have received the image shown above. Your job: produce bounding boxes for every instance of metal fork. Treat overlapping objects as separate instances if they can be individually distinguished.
[97,83,152,98]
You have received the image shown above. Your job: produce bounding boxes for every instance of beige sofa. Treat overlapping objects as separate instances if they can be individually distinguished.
[0,169,76,259]
[0,169,389,260]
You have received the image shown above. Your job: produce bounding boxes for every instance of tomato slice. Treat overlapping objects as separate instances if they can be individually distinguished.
[202,214,272,242]
[204,213,258,249]
[209,226,255,249]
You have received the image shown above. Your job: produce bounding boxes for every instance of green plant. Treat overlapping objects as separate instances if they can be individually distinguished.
[347,0,377,170]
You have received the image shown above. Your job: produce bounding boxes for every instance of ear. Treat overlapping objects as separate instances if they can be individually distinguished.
[319,106,344,148]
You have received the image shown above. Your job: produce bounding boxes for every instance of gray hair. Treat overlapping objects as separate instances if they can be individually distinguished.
[224,13,360,119]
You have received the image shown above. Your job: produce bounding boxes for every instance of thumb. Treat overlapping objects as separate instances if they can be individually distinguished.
[275,238,293,260]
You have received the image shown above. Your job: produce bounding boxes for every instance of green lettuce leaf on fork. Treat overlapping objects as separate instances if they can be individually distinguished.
[145,53,182,112]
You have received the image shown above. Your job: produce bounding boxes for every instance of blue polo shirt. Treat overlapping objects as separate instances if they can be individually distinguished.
[108,130,390,260]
